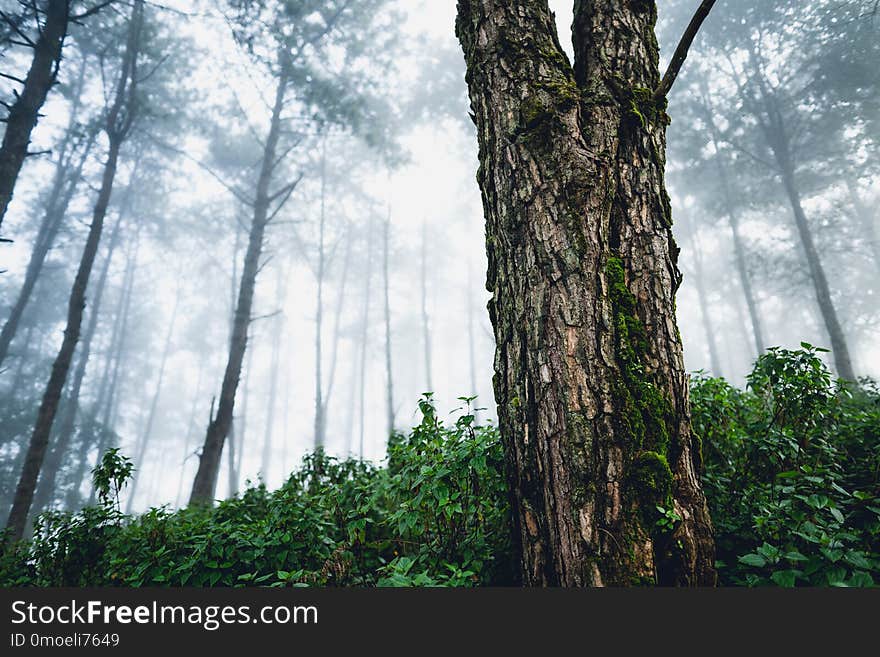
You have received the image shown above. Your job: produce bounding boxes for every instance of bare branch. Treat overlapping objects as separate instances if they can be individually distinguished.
[653,0,717,102]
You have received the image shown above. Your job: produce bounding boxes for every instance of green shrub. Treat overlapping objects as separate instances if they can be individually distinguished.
[692,344,880,587]
[0,395,513,587]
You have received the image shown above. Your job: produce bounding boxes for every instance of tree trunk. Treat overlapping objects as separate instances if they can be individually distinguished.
[0,115,97,370]
[87,229,139,506]
[683,216,722,376]
[4,132,124,543]
[779,166,856,379]
[0,0,69,232]
[261,265,285,480]
[314,140,327,451]
[32,212,122,513]
[357,213,374,459]
[420,219,433,393]
[382,210,395,437]
[466,258,481,423]
[175,361,204,507]
[189,68,289,505]
[125,286,180,513]
[699,88,765,357]
[456,0,715,586]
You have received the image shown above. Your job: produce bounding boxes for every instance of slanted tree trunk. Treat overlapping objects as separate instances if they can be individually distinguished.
[419,219,433,393]
[0,0,69,232]
[32,213,123,513]
[747,62,855,380]
[4,0,144,543]
[175,361,204,507]
[125,286,180,513]
[189,65,291,505]
[456,0,715,586]
[382,209,395,437]
[466,258,481,423]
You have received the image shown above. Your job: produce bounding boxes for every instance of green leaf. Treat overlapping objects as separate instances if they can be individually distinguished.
[738,553,767,568]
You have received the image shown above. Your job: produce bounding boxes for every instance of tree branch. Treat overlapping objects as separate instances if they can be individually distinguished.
[653,0,717,102]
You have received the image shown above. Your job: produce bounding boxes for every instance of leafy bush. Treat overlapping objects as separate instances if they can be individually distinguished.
[692,344,880,587]
[0,395,514,587]
[2,347,877,588]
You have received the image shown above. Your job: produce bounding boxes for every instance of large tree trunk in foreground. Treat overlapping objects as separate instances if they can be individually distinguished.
[189,69,288,505]
[0,0,69,232]
[456,0,715,586]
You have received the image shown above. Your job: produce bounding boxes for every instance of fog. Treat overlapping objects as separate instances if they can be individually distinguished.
[0,0,877,523]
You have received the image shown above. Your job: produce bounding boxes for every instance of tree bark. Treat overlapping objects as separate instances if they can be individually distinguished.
[0,0,69,232]
[456,0,715,586]
[189,67,289,505]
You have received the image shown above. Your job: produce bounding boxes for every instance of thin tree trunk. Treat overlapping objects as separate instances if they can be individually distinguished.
[125,286,180,513]
[189,67,290,504]
[699,87,765,357]
[420,219,433,393]
[382,207,395,437]
[176,361,204,507]
[0,0,69,232]
[683,216,722,376]
[230,343,253,495]
[0,116,97,370]
[323,221,352,427]
[32,212,123,513]
[466,259,481,423]
[261,265,285,480]
[86,228,139,506]
[456,0,715,585]
[357,213,375,459]
[314,139,327,451]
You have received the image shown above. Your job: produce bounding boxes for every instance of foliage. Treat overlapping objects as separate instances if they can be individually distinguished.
[692,344,880,587]
[3,347,878,588]
[0,396,513,587]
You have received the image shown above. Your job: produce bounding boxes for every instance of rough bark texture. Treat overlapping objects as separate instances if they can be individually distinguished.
[189,69,288,505]
[456,0,715,586]
[0,0,69,232]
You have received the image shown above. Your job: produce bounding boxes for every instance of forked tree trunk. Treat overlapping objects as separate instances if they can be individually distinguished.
[456,0,715,586]
[0,0,69,232]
